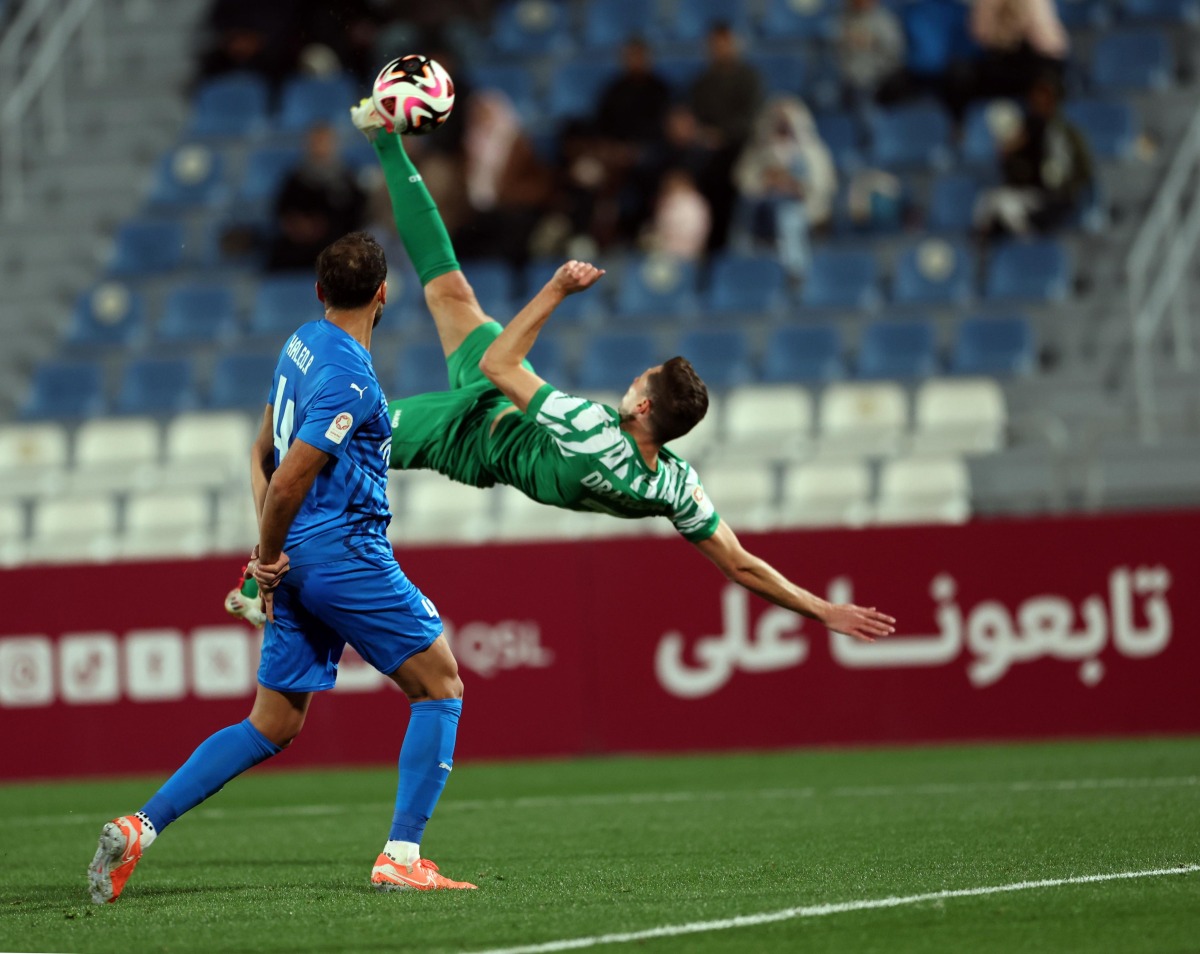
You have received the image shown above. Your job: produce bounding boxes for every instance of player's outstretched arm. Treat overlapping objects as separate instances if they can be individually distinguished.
[479,261,605,411]
[693,520,896,642]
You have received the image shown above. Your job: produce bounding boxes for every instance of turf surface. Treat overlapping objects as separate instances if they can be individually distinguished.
[2,738,1198,953]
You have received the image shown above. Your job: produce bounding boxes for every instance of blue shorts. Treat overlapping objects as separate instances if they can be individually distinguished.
[258,551,443,693]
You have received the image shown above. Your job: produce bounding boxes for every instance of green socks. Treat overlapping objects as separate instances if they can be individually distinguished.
[373,133,460,286]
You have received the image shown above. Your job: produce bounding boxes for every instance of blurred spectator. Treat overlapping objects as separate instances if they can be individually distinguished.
[596,39,672,147]
[267,124,367,272]
[646,169,711,260]
[196,0,300,91]
[879,0,977,116]
[295,0,385,85]
[973,73,1092,236]
[688,23,764,251]
[734,97,836,280]
[969,0,1068,103]
[837,0,907,107]
[455,91,553,265]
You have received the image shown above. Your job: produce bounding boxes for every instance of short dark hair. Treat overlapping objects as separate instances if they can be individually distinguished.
[316,232,387,309]
[646,356,708,445]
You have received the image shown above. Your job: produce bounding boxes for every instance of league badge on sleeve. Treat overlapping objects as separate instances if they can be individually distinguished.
[326,412,354,444]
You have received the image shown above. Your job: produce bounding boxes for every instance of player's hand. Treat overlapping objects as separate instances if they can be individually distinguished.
[551,260,605,296]
[821,603,896,643]
[250,551,290,591]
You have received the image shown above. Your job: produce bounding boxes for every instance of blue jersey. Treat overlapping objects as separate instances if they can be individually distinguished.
[268,319,392,566]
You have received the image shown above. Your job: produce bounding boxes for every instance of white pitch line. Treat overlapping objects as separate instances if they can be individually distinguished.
[24,776,1199,828]
[469,865,1200,954]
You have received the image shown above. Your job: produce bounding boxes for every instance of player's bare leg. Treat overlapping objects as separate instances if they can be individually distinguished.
[423,270,492,359]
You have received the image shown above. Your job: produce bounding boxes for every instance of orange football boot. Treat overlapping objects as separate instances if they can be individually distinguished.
[370,854,477,891]
[88,814,148,904]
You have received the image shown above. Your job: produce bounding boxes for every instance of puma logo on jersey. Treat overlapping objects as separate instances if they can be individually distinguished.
[350,383,366,399]
[438,762,452,772]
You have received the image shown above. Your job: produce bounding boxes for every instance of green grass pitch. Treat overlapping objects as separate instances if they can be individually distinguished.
[2,738,1198,953]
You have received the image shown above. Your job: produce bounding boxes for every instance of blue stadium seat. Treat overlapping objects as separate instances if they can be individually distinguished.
[158,284,239,344]
[466,64,541,122]
[1063,99,1138,160]
[869,103,953,170]
[1090,30,1173,92]
[927,174,982,233]
[21,359,105,419]
[706,255,789,315]
[582,0,656,48]
[984,240,1072,302]
[800,248,881,311]
[577,333,660,391]
[188,73,270,138]
[678,329,753,389]
[1056,0,1112,28]
[462,260,515,316]
[147,144,227,210]
[238,145,303,206]
[615,257,700,320]
[1118,0,1200,22]
[491,0,573,55]
[527,336,569,387]
[960,100,1013,169]
[250,275,321,337]
[815,112,865,172]
[547,62,618,122]
[209,353,277,409]
[67,283,145,347]
[857,319,939,379]
[952,314,1036,375]
[108,219,186,277]
[655,55,706,93]
[523,260,609,325]
[277,74,357,132]
[755,52,809,96]
[115,357,198,415]
[893,238,976,306]
[666,0,753,41]
[762,326,846,383]
[760,0,837,39]
[393,342,452,397]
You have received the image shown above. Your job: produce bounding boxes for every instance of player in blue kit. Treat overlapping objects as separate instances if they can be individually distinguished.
[87,232,476,903]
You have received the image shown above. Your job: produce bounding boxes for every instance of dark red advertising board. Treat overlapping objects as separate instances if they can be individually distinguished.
[1,511,1196,780]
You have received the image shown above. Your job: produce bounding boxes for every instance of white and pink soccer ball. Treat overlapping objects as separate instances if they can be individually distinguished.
[372,55,455,136]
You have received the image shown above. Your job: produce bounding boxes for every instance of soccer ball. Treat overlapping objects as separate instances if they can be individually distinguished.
[372,55,455,136]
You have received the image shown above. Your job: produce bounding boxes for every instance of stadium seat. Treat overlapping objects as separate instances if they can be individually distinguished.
[461,259,515,316]
[466,64,540,122]
[778,460,872,527]
[893,237,976,306]
[158,283,240,344]
[215,488,259,552]
[927,174,982,233]
[394,471,493,543]
[762,325,847,383]
[857,319,939,379]
[67,282,145,348]
[491,0,573,55]
[1090,30,1173,92]
[522,260,609,325]
[654,54,706,92]
[107,219,186,277]
[874,456,971,525]
[1063,99,1138,161]
[393,341,452,397]
[706,255,789,316]
[722,384,815,461]
[816,381,909,459]
[547,61,618,122]
[678,329,753,390]
[1117,0,1200,23]
[492,484,595,542]
[800,248,881,311]
[238,145,303,207]
[70,417,161,494]
[1056,0,1111,28]
[960,99,1018,169]
[163,411,256,489]
[615,256,700,320]
[697,460,778,531]
[952,314,1036,376]
[760,0,837,39]
[26,496,119,564]
[0,423,69,499]
[147,144,227,210]
[209,353,277,410]
[911,377,1007,455]
[755,52,810,96]
[983,240,1072,302]
[581,0,656,48]
[577,332,660,391]
[0,500,24,565]
[277,74,357,132]
[115,357,199,416]
[666,0,752,41]
[815,112,865,172]
[250,275,322,337]
[869,103,953,170]
[21,360,105,420]
[122,490,213,558]
[188,73,270,138]
[527,336,569,388]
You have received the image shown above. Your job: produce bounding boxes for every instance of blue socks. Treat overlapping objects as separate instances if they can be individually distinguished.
[140,719,281,833]
[389,699,462,843]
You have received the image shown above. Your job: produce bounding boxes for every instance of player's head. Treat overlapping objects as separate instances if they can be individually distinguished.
[316,231,388,327]
[619,356,709,445]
